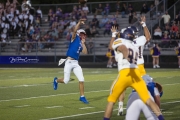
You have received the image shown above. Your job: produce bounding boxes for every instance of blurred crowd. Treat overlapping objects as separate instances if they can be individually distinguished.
[153,11,180,48]
[1,0,179,54]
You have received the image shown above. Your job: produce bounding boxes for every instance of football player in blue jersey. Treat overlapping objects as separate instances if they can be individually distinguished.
[126,75,163,120]
[53,19,89,104]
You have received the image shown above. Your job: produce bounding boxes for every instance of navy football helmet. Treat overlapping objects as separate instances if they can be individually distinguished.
[121,28,134,41]
[128,26,139,38]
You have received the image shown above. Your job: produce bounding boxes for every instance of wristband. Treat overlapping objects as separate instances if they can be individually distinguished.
[141,22,146,27]
[112,32,117,38]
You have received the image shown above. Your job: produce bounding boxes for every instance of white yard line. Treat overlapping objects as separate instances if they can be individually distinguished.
[79,107,94,110]
[45,106,63,109]
[15,105,30,108]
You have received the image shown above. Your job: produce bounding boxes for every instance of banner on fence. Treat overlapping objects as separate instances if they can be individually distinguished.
[0,56,47,64]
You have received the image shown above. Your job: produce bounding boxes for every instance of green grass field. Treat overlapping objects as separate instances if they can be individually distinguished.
[0,68,180,120]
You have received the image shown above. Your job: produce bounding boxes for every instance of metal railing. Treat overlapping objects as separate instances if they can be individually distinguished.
[133,0,180,39]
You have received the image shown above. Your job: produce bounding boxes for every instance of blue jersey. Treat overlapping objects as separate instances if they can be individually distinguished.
[66,34,83,60]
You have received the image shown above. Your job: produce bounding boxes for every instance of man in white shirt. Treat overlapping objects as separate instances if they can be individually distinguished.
[162,11,171,25]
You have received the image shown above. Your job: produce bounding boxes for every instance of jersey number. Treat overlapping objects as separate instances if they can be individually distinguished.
[128,48,138,64]
[77,46,81,53]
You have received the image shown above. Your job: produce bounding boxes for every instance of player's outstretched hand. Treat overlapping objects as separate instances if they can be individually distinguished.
[111,26,119,37]
[111,26,118,33]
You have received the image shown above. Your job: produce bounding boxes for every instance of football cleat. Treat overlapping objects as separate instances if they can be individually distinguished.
[117,107,123,116]
[79,96,89,104]
[53,77,58,90]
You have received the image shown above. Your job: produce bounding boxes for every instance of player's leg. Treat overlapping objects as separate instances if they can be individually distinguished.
[107,57,112,68]
[73,62,88,104]
[152,57,156,68]
[53,60,73,90]
[104,69,131,119]
[117,90,125,116]
[56,60,72,83]
[126,93,142,120]
[138,64,146,76]
[142,102,159,120]
[156,57,160,68]
[131,69,164,120]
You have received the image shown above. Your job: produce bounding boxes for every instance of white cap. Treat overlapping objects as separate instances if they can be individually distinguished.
[77,29,86,35]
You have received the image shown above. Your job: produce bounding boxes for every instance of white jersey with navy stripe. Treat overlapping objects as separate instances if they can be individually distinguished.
[112,38,138,71]
[133,36,147,65]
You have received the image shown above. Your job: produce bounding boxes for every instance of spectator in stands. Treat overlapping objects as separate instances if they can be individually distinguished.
[50,24,59,41]
[87,38,94,54]
[174,15,180,27]
[163,24,170,36]
[115,1,120,17]
[68,18,76,29]
[111,20,119,30]
[161,11,171,26]
[99,15,109,28]
[140,3,149,14]
[130,12,138,24]
[103,21,111,36]
[80,11,87,19]
[43,32,54,50]
[153,26,162,39]
[82,4,89,16]
[63,17,70,30]
[36,7,42,25]
[56,7,63,19]
[128,3,133,14]
[34,17,40,26]
[121,3,127,18]
[48,9,54,21]
[102,3,110,16]
[91,25,99,37]
[89,15,99,28]
[129,12,133,25]
[170,23,179,38]
[109,15,117,25]
[150,4,156,19]
[160,31,170,48]
[85,25,92,38]
[38,37,45,51]
[174,43,180,68]
[64,28,72,47]
[95,3,103,15]
[73,5,77,12]
[49,13,56,27]
[78,4,82,12]
[149,43,161,68]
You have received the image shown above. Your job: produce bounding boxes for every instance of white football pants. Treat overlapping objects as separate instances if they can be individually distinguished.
[63,59,84,84]
[126,92,158,120]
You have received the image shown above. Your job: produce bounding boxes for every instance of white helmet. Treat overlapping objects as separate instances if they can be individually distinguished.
[77,29,86,35]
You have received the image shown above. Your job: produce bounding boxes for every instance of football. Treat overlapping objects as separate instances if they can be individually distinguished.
[79,0,87,5]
